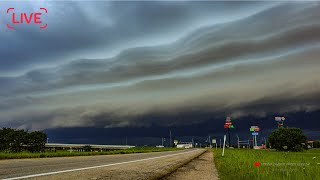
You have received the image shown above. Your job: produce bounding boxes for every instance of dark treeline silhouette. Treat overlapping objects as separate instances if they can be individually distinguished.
[0,128,47,153]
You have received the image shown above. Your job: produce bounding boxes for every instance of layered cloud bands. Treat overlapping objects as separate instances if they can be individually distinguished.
[1,2,320,130]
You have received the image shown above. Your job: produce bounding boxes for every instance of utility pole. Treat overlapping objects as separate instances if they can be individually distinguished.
[192,136,194,147]
[126,136,127,146]
[169,130,172,147]
[161,137,164,146]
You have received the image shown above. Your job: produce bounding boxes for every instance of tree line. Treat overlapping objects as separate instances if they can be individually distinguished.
[268,127,320,151]
[0,128,47,153]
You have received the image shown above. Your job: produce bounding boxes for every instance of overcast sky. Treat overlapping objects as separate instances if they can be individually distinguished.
[1,1,320,133]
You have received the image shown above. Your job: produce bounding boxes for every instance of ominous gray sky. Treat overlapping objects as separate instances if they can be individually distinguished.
[1,1,320,130]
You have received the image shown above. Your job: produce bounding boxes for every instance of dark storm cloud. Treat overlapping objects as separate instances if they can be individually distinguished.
[0,1,274,74]
[3,16,320,97]
[1,1,320,130]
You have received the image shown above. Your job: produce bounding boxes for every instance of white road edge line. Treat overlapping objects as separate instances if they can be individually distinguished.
[2,149,201,180]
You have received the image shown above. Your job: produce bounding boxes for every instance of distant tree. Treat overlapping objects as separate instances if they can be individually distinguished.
[27,131,47,152]
[312,141,320,148]
[83,145,92,152]
[0,128,47,153]
[268,127,307,152]
[0,128,15,151]
[10,129,28,152]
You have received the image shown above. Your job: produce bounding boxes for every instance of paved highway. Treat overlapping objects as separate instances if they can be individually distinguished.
[0,149,204,180]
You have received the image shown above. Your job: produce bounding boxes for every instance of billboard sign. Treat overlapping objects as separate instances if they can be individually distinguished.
[250,126,259,132]
[224,116,234,128]
[252,132,259,136]
[275,117,285,122]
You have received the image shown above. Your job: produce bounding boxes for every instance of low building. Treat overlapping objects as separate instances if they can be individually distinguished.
[176,142,193,149]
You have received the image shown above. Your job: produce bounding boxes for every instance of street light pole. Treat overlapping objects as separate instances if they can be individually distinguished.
[169,130,172,147]
[192,136,194,147]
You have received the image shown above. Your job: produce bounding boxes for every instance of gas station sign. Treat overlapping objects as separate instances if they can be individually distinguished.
[275,116,285,128]
[250,126,259,132]
[224,117,234,129]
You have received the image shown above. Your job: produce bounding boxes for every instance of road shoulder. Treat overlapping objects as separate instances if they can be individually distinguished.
[162,149,219,180]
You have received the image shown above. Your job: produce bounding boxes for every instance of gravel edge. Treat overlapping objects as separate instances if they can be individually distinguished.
[158,149,207,180]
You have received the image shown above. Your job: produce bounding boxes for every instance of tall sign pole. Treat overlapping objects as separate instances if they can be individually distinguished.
[275,116,285,128]
[228,128,231,146]
[254,134,257,147]
[224,116,234,147]
[236,135,240,148]
[250,126,260,148]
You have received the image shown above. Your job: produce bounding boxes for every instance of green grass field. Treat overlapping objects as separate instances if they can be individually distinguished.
[213,148,320,180]
[0,147,181,160]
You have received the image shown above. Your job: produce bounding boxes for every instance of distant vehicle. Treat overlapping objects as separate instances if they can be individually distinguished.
[156,145,164,148]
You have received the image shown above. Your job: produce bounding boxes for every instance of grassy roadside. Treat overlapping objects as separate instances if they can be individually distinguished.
[213,148,320,180]
[0,147,181,160]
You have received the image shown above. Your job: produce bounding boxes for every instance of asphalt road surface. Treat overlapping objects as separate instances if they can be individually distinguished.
[0,149,205,180]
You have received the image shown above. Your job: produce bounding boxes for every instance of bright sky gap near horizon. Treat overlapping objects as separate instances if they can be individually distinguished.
[0,1,319,142]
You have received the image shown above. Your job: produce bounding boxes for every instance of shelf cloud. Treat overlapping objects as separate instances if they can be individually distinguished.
[1,1,320,130]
